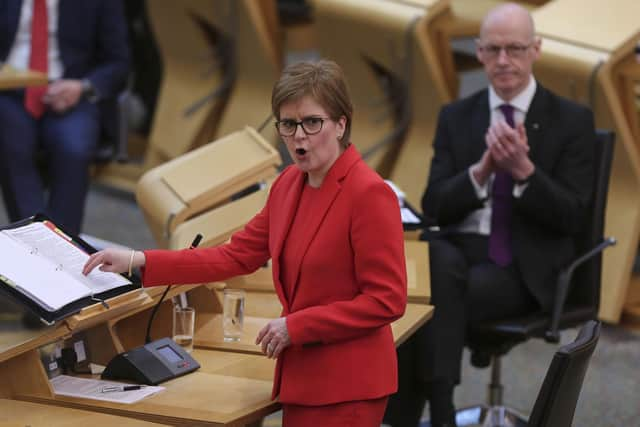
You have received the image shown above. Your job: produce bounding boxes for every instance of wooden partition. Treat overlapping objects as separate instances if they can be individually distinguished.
[95,0,283,192]
[311,0,426,174]
[443,0,544,39]
[213,0,282,146]
[310,0,454,207]
[387,0,457,207]
[94,0,230,192]
[531,0,640,322]
[135,126,281,247]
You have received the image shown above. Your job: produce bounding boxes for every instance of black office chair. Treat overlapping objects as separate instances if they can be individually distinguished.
[527,320,601,427]
[454,130,616,427]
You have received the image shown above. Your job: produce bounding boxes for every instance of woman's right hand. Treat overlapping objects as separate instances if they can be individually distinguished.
[82,248,146,276]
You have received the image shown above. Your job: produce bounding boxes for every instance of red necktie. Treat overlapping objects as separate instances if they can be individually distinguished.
[488,104,515,266]
[24,0,48,118]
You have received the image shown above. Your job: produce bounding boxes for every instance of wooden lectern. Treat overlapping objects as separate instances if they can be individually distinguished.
[136,126,281,248]
[0,283,279,426]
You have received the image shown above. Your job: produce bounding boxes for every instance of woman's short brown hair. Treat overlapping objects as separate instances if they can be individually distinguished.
[271,59,353,147]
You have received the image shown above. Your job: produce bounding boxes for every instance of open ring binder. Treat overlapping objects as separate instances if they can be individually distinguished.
[0,214,138,324]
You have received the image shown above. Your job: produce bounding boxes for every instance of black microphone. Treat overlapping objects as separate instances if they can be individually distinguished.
[144,233,203,344]
[190,234,203,249]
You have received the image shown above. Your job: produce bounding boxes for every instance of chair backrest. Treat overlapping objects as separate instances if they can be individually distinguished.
[569,130,615,312]
[528,320,601,427]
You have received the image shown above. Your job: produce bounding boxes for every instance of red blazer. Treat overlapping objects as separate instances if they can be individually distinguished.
[142,145,407,405]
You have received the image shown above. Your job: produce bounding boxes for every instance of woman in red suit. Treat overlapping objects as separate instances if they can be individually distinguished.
[84,60,407,426]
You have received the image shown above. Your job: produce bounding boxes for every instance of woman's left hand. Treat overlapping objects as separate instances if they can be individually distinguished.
[256,317,291,359]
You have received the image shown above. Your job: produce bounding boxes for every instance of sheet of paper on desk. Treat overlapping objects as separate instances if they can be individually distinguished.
[401,207,422,224]
[50,375,165,404]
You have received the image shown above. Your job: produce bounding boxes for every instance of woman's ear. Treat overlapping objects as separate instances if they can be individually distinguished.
[336,116,347,139]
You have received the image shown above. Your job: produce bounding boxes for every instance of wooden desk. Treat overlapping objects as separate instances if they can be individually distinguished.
[0,324,70,365]
[0,230,433,426]
[205,238,433,353]
[225,239,431,306]
[194,293,434,355]
[0,67,47,90]
[392,303,434,345]
[405,240,431,303]
[0,285,283,426]
[0,398,166,426]
[39,291,430,425]
[17,350,277,427]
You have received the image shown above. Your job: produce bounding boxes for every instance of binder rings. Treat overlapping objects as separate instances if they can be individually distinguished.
[0,215,138,324]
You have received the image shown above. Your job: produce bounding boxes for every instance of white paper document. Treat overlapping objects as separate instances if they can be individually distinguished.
[50,375,165,404]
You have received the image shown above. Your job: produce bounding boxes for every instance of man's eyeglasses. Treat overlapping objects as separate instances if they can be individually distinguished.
[275,116,329,137]
[477,42,533,59]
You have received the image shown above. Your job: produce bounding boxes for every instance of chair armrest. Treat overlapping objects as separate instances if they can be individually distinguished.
[544,237,616,343]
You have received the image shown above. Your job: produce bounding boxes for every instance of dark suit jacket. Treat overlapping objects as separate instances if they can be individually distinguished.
[0,0,129,100]
[422,84,596,311]
[141,145,407,405]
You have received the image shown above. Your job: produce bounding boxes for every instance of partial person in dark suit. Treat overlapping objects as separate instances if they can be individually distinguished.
[0,0,129,235]
[384,3,596,426]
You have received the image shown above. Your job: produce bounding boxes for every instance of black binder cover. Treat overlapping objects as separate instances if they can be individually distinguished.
[0,214,139,324]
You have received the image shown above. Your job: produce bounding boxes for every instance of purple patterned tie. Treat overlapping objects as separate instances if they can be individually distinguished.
[489,104,515,266]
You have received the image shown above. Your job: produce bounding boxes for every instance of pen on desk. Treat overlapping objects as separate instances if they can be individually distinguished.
[101,385,146,393]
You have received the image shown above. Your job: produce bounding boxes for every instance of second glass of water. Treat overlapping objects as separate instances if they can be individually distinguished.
[223,289,245,342]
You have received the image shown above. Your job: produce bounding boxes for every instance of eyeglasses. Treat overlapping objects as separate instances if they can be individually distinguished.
[275,116,329,137]
[477,42,533,59]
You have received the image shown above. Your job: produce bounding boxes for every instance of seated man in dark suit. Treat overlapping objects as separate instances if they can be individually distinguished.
[0,0,129,235]
[384,3,596,426]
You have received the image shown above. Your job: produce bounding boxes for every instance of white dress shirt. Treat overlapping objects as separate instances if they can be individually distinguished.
[6,0,63,80]
[455,76,537,235]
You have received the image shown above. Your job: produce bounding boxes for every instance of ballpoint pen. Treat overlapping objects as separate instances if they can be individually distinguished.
[101,385,146,393]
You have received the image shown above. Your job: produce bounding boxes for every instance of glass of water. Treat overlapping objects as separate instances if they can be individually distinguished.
[172,306,195,353]
[223,288,245,342]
